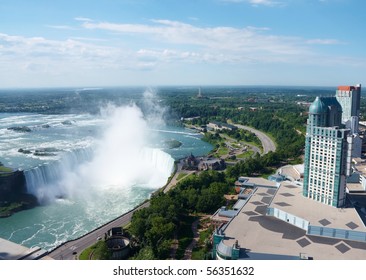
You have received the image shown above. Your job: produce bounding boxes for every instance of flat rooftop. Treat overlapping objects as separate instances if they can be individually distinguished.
[242,177,278,188]
[352,158,366,176]
[347,183,365,192]
[280,165,302,181]
[0,238,52,260]
[222,179,366,260]
[270,184,366,231]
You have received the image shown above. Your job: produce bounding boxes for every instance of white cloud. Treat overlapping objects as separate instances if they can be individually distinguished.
[46,25,77,30]
[0,20,352,69]
[0,33,126,72]
[306,39,343,45]
[82,19,308,59]
[74,17,93,22]
[70,37,108,42]
[0,18,362,87]
[221,0,284,7]
[247,0,282,6]
[78,19,365,68]
[137,48,201,64]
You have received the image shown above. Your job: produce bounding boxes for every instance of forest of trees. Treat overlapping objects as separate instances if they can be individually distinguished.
[129,170,230,259]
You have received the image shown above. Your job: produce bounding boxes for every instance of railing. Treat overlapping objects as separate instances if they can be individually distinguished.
[267,207,309,231]
[308,225,366,242]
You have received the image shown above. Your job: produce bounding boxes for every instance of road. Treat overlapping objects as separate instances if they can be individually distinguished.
[47,201,149,260]
[232,123,276,155]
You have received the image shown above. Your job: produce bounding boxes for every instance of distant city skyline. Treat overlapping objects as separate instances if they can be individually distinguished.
[1,0,365,88]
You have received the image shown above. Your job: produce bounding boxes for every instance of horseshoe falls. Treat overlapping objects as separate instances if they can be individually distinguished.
[0,106,212,251]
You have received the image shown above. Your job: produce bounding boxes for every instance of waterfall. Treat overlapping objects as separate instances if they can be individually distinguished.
[23,103,176,204]
[141,148,174,176]
[138,147,175,188]
[23,146,174,204]
[24,147,94,203]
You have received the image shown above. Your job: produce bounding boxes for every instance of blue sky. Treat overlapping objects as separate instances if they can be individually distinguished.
[0,0,365,87]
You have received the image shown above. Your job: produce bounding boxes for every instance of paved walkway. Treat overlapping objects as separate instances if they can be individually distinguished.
[183,218,200,260]
[169,235,179,259]
[164,162,195,193]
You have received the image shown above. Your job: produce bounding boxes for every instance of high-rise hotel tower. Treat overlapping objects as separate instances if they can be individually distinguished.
[336,84,362,158]
[335,84,361,130]
[303,96,353,207]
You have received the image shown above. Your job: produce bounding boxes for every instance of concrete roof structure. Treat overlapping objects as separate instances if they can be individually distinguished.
[0,238,52,260]
[241,177,278,188]
[280,165,302,181]
[352,158,366,176]
[221,179,366,260]
[347,183,365,192]
[270,184,365,231]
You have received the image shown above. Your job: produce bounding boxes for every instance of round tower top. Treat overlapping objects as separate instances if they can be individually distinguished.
[309,96,328,114]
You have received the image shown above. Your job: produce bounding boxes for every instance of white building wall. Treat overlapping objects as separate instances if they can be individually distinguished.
[271,208,309,230]
[308,131,338,206]
[361,175,366,191]
[336,90,353,124]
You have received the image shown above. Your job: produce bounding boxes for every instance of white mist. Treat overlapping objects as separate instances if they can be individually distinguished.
[76,103,174,191]
[26,100,174,203]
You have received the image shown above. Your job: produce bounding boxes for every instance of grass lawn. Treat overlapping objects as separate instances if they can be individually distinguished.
[79,246,93,260]
[79,241,111,260]
[242,141,262,151]
[214,147,229,157]
[176,173,188,181]
[231,143,241,149]
[236,150,254,159]
[0,166,13,176]
[0,166,13,172]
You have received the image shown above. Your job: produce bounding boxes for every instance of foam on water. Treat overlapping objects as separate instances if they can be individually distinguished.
[0,103,211,251]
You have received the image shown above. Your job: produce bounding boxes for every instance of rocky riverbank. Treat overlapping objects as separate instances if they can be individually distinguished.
[0,169,38,218]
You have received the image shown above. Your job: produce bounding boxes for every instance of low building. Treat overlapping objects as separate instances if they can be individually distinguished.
[182,154,226,171]
[106,236,130,260]
[348,158,366,191]
[212,177,366,260]
[198,158,226,171]
[106,227,130,259]
[182,153,199,170]
[207,121,237,131]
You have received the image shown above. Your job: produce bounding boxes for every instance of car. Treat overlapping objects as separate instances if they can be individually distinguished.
[97,236,102,241]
